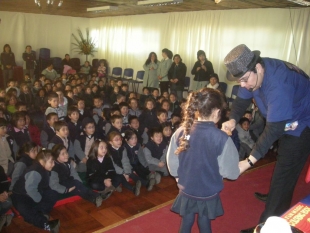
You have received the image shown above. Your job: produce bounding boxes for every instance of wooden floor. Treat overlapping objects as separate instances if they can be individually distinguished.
[3,151,277,233]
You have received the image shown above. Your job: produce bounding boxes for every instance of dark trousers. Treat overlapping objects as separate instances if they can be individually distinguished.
[115,174,134,191]
[159,81,169,95]
[259,127,310,222]
[0,197,12,215]
[2,69,13,88]
[132,163,150,186]
[11,189,58,229]
[62,179,98,202]
[170,83,183,101]
[89,174,119,191]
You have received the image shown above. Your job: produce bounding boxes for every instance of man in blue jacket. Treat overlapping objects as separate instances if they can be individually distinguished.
[222,44,310,233]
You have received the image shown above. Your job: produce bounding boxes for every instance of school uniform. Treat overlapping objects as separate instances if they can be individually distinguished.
[48,135,75,161]
[128,108,142,117]
[9,127,31,149]
[123,142,150,186]
[67,121,82,142]
[143,140,168,176]
[138,109,158,132]
[12,162,58,230]
[86,156,117,191]
[108,145,136,191]
[50,160,99,203]
[167,121,239,221]
[0,165,12,216]
[40,125,56,148]
[45,107,65,120]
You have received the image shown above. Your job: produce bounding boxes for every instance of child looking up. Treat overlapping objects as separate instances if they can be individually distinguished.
[10,142,38,191]
[128,98,141,117]
[45,92,65,121]
[86,140,117,200]
[66,106,82,142]
[155,109,168,127]
[50,144,103,207]
[108,131,142,196]
[167,88,239,233]
[12,149,60,232]
[143,127,169,184]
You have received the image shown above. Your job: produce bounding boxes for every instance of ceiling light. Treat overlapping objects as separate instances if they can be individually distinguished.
[87,5,118,12]
[34,0,63,8]
[137,0,183,6]
[215,0,222,3]
[287,0,310,6]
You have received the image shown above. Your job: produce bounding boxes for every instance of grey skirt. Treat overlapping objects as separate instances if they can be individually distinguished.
[171,193,223,219]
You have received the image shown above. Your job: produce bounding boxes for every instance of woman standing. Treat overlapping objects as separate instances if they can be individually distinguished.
[22,45,36,81]
[1,44,16,88]
[168,54,187,101]
[191,50,214,91]
[143,52,159,92]
[157,48,173,94]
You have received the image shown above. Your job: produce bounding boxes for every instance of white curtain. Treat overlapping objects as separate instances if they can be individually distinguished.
[89,7,310,93]
[1,8,309,94]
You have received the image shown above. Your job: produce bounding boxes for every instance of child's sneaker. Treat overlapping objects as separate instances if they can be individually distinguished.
[115,185,122,192]
[147,178,156,191]
[155,172,161,184]
[133,180,141,196]
[94,196,103,207]
[47,219,60,233]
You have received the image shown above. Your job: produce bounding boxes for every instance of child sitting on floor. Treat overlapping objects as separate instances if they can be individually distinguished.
[12,149,60,233]
[50,144,103,207]
[108,131,141,196]
[86,139,118,200]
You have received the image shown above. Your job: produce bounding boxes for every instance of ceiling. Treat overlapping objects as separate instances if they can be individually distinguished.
[1,0,309,18]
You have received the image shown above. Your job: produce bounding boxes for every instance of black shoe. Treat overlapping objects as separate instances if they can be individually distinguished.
[240,226,256,233]
[48,219,60,233]
[254,192,268,202]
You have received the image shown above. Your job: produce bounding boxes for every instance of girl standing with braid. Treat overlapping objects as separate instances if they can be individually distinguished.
[167,88,240,233]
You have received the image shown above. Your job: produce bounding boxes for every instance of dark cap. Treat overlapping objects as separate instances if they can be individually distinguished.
[224,44,260,81]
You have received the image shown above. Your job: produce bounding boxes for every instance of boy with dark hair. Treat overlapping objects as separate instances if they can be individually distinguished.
[155,109,168,127]
[151,88,159,101]
[120,84,129,100]
[92,95,109,124]
[66,106,82,142]
[76,98,92,122]
[128,116,143,145]
[119,102,130,127]
[45,92,65,120]
[106,115,123,136]
[40,112,58,148]
[171,113,181,132]
[143,127,168,184]
[139,87,150,108]
[113,94,126,106]
[74,118,97,172]
[128,98,141,117]
[48,121,75,162]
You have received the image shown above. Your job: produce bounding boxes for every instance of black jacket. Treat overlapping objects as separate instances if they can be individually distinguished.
[86,156,116,183]
[191,60,214,82]
[0,52,16,70]
[22,52,36,69]
[168,62,187,90]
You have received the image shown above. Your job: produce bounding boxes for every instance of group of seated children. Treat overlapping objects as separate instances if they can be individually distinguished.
[0,73,186,232]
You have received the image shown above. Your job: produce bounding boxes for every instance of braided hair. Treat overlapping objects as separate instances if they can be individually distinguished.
[175,88,225,155]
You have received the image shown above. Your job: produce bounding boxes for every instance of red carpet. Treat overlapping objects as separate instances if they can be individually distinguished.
[102,160,310,233]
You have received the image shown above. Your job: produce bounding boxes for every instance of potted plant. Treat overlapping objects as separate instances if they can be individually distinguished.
[71,28,97,61]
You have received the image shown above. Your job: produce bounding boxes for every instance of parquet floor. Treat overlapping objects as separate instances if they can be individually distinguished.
[2,151,277,233]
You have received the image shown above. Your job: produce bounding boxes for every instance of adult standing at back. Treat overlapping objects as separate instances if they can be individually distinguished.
[1,44,16,88]
[157,48,173,94]
[191,50,214,91]
[168,54,187,101]
[143,52,159,92]
[22,45,36,81]
[221,44,310,233]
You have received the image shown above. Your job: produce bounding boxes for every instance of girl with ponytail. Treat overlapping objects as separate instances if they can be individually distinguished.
[167,88,240,233]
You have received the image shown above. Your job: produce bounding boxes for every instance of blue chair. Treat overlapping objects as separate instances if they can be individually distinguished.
[227,85,240,106]
[112,67,122,78]
[39,48,50,60]
[131,70,144,93]
[51,57,62,74]
[123,68,134,80]
[219,82,227,96]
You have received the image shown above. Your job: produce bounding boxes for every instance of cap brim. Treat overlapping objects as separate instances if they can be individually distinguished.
[225,50,261,82]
